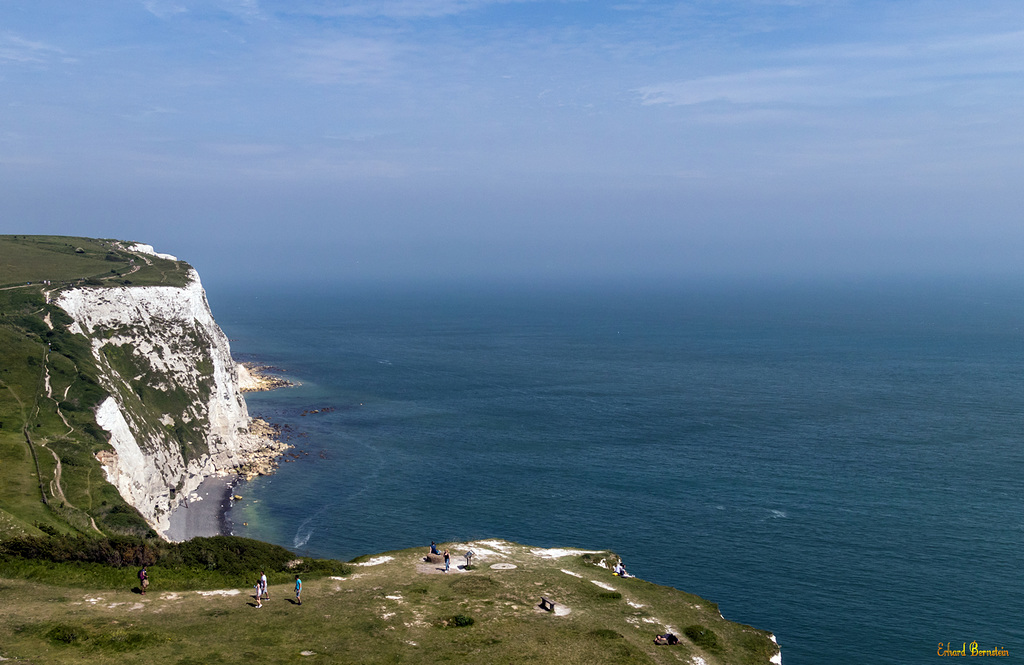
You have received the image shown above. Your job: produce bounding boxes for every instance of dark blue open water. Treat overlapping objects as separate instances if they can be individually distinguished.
[208,279,1024,664]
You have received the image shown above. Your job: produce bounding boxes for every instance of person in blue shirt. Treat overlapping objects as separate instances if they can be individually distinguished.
[295,576,302,605]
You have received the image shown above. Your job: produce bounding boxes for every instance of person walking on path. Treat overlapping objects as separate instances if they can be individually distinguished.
[260,571,269,600]
[138,567,149,595]
[254,582,263,608]
[295,576,302,605]
[443,549,450,573]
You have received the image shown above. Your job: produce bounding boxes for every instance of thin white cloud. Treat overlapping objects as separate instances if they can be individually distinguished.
[637,26,1024,109]
[270,0,537,19]
[0,33,66,64]
[637,68,815,106]
[290,38,400,84]
[142,1,188,19]
[220,0,266,20]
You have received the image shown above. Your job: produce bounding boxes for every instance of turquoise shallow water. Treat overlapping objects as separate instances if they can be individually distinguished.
[209,279,1024,665]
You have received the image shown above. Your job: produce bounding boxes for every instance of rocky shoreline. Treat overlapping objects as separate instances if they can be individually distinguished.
[233,418,292,480]
[237,362,296,392]
[165,419,290,541]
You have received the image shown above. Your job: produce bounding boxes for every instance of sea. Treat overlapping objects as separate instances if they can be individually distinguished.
[207,277,1024,665]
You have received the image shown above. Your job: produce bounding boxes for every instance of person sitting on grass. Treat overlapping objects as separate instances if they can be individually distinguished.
[654,633,679,645]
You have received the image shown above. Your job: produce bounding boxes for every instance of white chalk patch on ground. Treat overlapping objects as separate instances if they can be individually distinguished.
[590,580,616,591]
[627,601,644,608]
[692,657,708,665]
[300,651,316,656]
[162,593,181,600]
[561,569,582,577]
[356,556,393,566]
[626,616,640,625]
[108,602,124,608]
[490,563,518,570]
[329,576,346,580]
[642,617,659,624]
[474,539,511,553]
[553,605,572,616]
[406,640,418,646]
[530,548,602,559]
[193,590,239,598]
[129,603,144,611]
[385,595,403,600]
[85,597,103,603]
[381,612,395,620]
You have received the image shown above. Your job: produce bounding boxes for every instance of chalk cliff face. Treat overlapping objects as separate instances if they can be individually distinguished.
[55,264,275,539]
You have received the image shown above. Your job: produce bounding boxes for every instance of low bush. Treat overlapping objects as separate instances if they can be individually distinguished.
[684,624,721,651]
[47,624,83,645]
[0,535,161,568]
[0,534,349,588]
[442,614,475,628]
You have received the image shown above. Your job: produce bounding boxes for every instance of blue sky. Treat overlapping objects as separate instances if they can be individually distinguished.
[2,1,1023,286]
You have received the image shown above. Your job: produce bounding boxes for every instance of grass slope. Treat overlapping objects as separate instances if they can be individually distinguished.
[0,540,780,665]
[0,235,191,288]
[0,235,197,540]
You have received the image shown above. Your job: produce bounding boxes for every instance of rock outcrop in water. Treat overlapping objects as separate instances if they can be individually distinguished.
[54,245,284,538]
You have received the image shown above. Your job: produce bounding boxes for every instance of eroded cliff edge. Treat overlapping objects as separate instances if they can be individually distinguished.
[54,249,284,539]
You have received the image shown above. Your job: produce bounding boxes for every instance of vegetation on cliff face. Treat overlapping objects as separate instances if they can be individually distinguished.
[0,235,202,540]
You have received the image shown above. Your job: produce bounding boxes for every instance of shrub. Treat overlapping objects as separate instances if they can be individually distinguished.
[444,614,475,628]
[0,535,160,567]
[684,625,721,651]
[33,522,61,537]
[173,536,295,576]
[47,624,83,645]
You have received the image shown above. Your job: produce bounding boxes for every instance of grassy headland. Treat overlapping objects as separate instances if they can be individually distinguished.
[0,539,779,664]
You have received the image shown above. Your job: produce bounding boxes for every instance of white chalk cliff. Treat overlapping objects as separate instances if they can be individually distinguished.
[56,263,277,539]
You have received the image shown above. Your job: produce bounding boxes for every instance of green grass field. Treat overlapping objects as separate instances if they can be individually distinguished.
[0,235,192,288]
[0,540,780,665]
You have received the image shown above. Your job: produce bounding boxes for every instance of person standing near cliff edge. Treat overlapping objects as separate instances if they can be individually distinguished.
[443,549,450,573]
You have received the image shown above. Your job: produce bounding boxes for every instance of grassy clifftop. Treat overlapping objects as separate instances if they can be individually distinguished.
[0,539,780,665]
[0,235,192,288]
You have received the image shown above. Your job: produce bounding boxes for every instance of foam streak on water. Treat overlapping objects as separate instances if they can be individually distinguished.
[212,279,1024,665]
